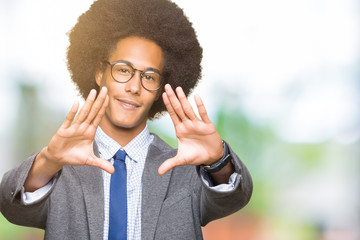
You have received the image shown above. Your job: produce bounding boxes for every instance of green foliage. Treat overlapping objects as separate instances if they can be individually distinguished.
[148,121,178,148]
[0,214,43,240]
[12,83,63,165]
[283,143,327,169]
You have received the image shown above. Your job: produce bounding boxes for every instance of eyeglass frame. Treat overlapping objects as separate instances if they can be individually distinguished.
[104,60,163,91]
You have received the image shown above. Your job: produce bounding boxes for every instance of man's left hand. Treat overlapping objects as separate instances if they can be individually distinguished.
[158,84,224,175]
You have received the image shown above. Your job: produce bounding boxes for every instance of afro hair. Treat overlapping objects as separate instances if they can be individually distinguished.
[67,0,203,119]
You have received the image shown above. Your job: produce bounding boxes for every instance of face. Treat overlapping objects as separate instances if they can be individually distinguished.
[96,36,164,134]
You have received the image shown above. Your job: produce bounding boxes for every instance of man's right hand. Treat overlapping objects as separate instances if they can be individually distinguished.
[24,87,114,192]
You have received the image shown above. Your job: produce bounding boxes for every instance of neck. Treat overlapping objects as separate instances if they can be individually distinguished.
[99,119,147,147]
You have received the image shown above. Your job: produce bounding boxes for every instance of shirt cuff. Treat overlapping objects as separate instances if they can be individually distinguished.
[22,175,56,205]
[199,168,238,192]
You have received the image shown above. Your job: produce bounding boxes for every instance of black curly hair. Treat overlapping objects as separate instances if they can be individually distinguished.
[67,0,203,119]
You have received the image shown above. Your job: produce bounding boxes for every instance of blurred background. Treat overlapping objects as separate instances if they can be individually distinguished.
[0,0,359,239]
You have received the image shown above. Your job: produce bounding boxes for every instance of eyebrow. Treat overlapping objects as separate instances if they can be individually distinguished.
[111,59,162,74]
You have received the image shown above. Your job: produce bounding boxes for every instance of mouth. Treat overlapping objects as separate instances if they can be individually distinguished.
[116,98,141,110]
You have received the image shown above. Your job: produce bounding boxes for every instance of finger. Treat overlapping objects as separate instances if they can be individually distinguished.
[162,92,180,126]
[85,87,108,124]
[194,94,211,123]
[74,89,97,124]
[91,95,109,127]
[87,155,115,174]
[158,157,181,175]
[62,101,79,128]
[176,87,198,121]
[164,84,187,121]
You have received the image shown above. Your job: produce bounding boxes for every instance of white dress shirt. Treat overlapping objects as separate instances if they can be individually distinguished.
[95,126,152,240]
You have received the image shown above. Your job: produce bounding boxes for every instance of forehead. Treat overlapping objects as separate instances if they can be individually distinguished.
[108,37,164,71]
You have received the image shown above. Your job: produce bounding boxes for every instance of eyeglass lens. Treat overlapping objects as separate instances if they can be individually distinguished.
[111,62,161,91]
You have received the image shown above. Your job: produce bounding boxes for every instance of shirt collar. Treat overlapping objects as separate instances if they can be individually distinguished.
[94,125,152,163]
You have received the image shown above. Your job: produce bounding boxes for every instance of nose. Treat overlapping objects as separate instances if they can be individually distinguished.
[125,70,142,94]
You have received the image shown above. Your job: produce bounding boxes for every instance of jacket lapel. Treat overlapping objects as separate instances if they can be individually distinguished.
[72,136,175,240]
[75,144,104,240]
[141,135,176,239]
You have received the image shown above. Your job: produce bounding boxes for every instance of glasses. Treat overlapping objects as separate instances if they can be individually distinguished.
[105,61,163,91]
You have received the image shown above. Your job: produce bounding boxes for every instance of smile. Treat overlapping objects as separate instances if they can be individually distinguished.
[116,98,140,110]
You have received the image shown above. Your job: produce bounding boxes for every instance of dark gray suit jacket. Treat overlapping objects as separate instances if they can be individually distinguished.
[0,134,252,239]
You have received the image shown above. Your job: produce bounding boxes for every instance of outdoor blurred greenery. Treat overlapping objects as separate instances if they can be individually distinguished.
[1,0,359,239]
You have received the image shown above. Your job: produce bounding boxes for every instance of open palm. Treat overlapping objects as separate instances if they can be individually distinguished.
[158,84,224,175]
[45,87,114,174]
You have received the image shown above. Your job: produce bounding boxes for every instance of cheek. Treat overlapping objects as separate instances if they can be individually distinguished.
[103,78,122,94]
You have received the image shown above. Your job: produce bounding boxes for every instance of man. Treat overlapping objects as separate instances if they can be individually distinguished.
[0,0,253,239]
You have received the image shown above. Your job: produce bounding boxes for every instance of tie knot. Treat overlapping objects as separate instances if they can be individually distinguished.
[113,149,126,162]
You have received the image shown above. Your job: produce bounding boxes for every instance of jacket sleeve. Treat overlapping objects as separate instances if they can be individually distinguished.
[0,153,61,229]
[196,144,253,226]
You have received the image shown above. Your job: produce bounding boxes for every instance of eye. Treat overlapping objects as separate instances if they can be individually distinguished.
[117,67,130,74]
[143,74,156,81]
[113,64,132,75]
[142,71,161,82]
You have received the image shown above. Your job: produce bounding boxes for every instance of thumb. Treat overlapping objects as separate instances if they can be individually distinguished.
[87,155,115,174]
[158,157,180,175]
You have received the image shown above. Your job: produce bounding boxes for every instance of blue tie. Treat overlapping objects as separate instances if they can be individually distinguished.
[108,149,127,240]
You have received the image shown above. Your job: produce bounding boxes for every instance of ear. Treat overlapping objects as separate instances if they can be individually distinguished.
[95,68,104,87]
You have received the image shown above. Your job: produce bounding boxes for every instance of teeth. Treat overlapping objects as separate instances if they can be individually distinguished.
[123,102,136,107]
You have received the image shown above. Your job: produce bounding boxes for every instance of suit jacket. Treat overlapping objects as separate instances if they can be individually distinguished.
[0,134,253,240]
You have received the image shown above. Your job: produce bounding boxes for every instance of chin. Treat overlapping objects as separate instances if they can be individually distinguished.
[111,115,146,130]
